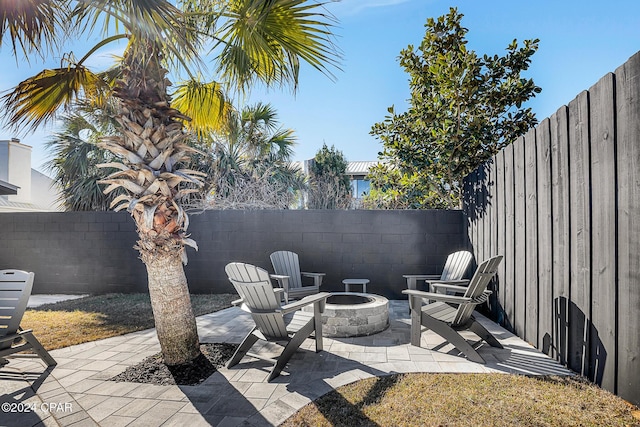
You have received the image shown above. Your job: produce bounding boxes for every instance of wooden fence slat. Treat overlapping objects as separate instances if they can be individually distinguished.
[524,128,539,346]
[476,166,485,265]
[513,136,527,337]
[615,52,640,406]
[568,90,591,377]
[551,106,570,365]
[489,156,499,317]
[536,118,553,356]
[495,150,508,327]
[485,159,493,260]
[589,73,617,391]
[466,171,477,255]
[503,144,516,332]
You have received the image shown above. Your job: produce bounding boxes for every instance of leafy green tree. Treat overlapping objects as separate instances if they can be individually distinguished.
[307,143,351,209]
[366,7,540,209]
[1,0,339,365]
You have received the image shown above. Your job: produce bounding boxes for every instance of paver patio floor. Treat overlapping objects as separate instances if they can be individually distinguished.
[0,300,573,427]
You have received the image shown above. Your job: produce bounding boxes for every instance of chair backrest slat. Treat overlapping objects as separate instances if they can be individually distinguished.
[453,255,503,325]
[225,263,288,339]
[440,250,473,281]
[270,251,303,289]
[0,270,34,340]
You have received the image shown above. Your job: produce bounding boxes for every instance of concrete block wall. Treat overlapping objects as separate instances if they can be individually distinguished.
[0,210,466,299]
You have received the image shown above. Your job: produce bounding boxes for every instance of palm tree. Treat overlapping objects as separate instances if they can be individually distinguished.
[230,102,296,162]
[201,102,305,210]
[1,0,339,365]
[45,102,123,211]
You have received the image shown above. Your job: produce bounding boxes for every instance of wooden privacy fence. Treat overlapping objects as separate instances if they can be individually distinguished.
[463,51,640,406]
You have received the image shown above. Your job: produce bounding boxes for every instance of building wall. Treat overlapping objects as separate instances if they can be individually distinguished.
[0,210,466,299]
[31,169,62,211]
[0,139,31,204]
[0,138,62,211]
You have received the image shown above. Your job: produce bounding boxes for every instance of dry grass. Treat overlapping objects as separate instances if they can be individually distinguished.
[21,293,237,350]
[283,373,640,427]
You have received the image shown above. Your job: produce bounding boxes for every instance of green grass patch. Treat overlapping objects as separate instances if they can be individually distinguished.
[21,293,237,350]
[283,373,640,427]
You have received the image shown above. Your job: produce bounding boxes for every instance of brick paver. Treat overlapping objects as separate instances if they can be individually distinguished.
[0,300,574,427]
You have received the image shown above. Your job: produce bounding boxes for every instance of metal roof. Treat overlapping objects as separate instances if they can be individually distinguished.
[345,161,377,175]
[0,180,18,196]
[0,197,53,212]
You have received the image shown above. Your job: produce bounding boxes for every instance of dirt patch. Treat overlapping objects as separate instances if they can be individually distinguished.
[110,343,237,386]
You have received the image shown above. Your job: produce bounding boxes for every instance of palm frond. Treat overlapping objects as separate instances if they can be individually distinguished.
[241,102,278,132]
[44,108,123,211]
[73,0,201,70]
[171,79,232,139]
[2,59,108,130]
[267,128,296,161]
[214,0,341,92]
[0,0,69,58]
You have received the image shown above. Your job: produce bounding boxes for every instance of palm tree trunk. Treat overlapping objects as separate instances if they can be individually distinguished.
[144,248,200,365]
[107,41,202,365]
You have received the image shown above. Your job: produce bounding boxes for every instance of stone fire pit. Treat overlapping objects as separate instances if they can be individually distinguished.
[307,292,389,338]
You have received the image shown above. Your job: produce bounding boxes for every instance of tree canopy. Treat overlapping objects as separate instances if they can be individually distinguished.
[366,7,540,209]
[307,143,351,209]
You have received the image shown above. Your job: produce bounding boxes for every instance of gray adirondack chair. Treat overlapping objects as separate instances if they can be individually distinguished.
[402,255,503,363]
[0,270,56,367]
[225,262,329,381]
[270,251,325,303]
[403,250,473,292]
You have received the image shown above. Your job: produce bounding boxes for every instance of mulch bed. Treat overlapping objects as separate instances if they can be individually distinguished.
[110,343,238,386]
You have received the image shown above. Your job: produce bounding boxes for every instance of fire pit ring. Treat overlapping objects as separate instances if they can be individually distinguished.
[306,292,389,338]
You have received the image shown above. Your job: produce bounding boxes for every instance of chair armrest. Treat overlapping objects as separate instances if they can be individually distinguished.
[281,292,330,314]
[403,274,440,290]
[231,298,243,307]
[430,283,470,294]
[301,272,325,287]
[403,274,441,280]
[270,274,290,290]
[402,289,472,305]
[301,272,325,277]
[424,279,470,286]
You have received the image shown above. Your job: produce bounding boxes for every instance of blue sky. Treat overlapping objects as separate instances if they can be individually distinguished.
[1,0,639,171]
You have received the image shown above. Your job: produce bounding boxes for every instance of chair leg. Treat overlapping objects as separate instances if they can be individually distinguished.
[227,329,260,368]
[313,303,323,352]
[409,299,422,347]
[268,320,315,382]
[468,318,503,349]
[22,333,56,367]
[422,313,485,364]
